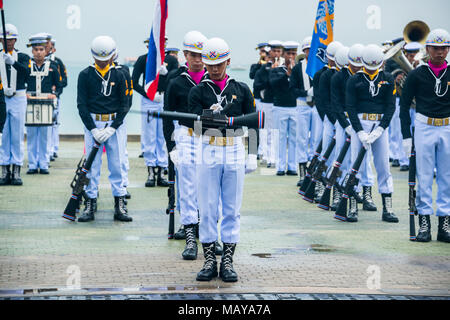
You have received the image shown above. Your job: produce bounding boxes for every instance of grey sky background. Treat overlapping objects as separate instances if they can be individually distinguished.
[6,0,450,66]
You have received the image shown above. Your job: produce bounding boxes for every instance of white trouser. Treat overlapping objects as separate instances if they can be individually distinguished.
[84,114,126,199]
[259,102,276,163]
[141,96,168,167]
[321,116,337,169]
[389,98,409,166]
[0,92,26,166]
[334,123,353,185]
[176,126,201,226]
[273,106,298,172]
[197,137,245,244]
[50,98,60,155]
[255,99,263,156]
[415,117,450,217]
[26,126,51,170]
[351,117,393,194]
[120,118,129,187]
[296,100,322,164]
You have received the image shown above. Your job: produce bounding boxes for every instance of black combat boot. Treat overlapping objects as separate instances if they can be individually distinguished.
[381,193,399,223]
[0,165,11,185]
[11,165,23,185]
[392,159,400,167]
[174,225,186,240]
[156,167,169,187]
[362,186,377,211]
[330,187,342,211]
[416,215,431,242]
[78,198,97,222]
[145,167,156,187]
[114,196,132,222]
[346,196,359,222]
[182,224,198,260]
[219,243,238,282]
[296,163,307,187]
[125,189,131,199]
[437,216,450,243]
[196,242,218,281]
[215,241,223,256]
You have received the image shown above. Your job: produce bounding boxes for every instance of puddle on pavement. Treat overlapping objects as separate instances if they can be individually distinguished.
[251,253,273,258]
[309,244,337,252]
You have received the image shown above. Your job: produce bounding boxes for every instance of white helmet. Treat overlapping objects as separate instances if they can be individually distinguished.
[425,28,450,47]
[335,46,350,69]
[183,31,207,53]
[362,44,384,71]
[202,37,231,65]
[326,41,343,61]
[348,44,365,67]
[91,36,116,61]
[301,36,312,52]
[0,23,18,39]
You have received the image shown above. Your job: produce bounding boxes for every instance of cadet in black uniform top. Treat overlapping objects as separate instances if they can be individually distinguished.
[346,44,398,223]
[77,35,132,223]
[0,81,6,135]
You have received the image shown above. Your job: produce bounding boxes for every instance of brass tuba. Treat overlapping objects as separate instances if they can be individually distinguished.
[383,20,430,95]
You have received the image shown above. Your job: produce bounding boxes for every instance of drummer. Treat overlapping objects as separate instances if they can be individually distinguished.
[25,34,62,174]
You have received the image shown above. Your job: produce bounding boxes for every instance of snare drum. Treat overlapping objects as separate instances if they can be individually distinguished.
[26,97,55,126]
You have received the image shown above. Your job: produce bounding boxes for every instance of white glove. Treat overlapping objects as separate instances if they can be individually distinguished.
[159,64,168,76]
[307,87,314,97]
[169,148,179,167]
[357,130,370,149]
[260,90,265,100]
[403,138,412,158]
[4,88,14,97]
[366,126,384,144]
[209,103,223,114]
[91,128,103,143]
[0,132,2,147]
[98,127,116,143]
[344,125,353,136]
[245,154,258,174]
[152,92,163,103]
[3,53,15,65]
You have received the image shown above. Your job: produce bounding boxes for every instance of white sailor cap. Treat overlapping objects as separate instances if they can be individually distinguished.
[27,33,49,47]
[255,42,269,50]
[165,47,179,53]
[404,42,422,53]
[268,40,283,48]
[283,41,299,50]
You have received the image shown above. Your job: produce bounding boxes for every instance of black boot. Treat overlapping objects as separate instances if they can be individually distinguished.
[174,225,186,240]
[145,167,156,187]
[182,224,198,260]
[330,187,342,211]
[219,243,238,282]
[11,165,23,185]
[157,167,169,187]
[416,215,431,242]
[437,216,450,243]
[0,165,11,185]
[296,163,307,187]
[354,191,363,204]
[347,196,359,222]
[392,159,400,167]
[362,186,377,211]
[114,196,132,222]
[78,198,97,222]
[381,193,399,223]
[125,189,131,199]
[215,241,223,256]
[196,242,218,281]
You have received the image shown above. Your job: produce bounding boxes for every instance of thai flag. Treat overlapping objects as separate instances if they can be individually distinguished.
[145,0,168,101]
[306,0,335,78]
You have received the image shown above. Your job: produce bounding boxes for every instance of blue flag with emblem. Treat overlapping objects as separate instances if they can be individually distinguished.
[306,0,335,78]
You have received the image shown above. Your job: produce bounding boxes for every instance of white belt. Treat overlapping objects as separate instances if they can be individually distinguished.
[416,113,450,127]
[296,99,308,107]
[6,89,26,97]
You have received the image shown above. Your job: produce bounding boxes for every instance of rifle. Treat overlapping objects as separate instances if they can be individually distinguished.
[166,158,176,239]
[409,133,417,241]
[298,140,323,196]
[62,141,101,221]
[147,109,265,130]
[334,124,376,221]
[317,134,351,210]
[302,137,336,203]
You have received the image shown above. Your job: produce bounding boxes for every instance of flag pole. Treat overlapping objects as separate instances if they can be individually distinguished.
[0,1,8,52]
